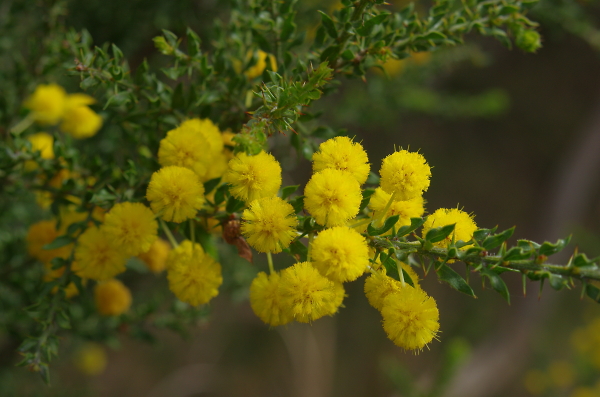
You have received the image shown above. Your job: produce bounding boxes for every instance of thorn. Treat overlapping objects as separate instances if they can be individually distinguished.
[522,273,527,297]
[538,278,544,301]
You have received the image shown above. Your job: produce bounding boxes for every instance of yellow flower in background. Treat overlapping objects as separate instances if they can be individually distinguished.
[244,50,277,79]
[103,202,158,256]
[241,196,297,253]
[25,132,54,170]
[310,226,369,283]
[60,105,103,139]
[312,136,370,185]
[304,168,362,227]
[381,285,439,351]
[72,226,128,281]
[548,360,575,388]
[224,151,282,202]
[65,93,96,109]
[73,343,108,376]
[26,220,72,264]
[166,240,222,306]
[146,165,206,223]
[368,187,425,230]
[279,262,345,323]
[249,271,294,327]
[422,208,477,248]
[23,84,67,125]
[379,150,431,201]
[523,369,547,396]
[204,150,230,181]
[138,238,171,273]
[95,279,132,316]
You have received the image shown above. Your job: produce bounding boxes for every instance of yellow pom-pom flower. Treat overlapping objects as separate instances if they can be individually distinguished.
[146,166,206,223]
[158,118,223,180]
[26,220,72,264]
[60,105,103,139]
[422,208,477,248]
[138,238,171,273]
[224,151,282,202]
[72,226,128,280]
[304,168,362,227]
[166,240,222,306]
[279,262,345,323]
[249,271,294,326]
[241,196,297,253]
[379,150,431,201]
[24,84,67,125]
[311,226,369,283]
[381,286,440,351]
[312,136,370,184]
[103,202,158,256]
[369,187,425,231]
[364,265,421,311]
[25,132,54,167]
[95,279,132,316]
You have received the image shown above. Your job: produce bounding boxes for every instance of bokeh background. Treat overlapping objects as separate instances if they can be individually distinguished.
[3,0,600,396]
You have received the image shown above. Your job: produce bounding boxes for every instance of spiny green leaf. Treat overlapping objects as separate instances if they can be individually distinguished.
[473,227,497,243]
[396,217,426,237]
[281,185,300,200]
[367,215,400,236]
[538,236,571,256]
[437,264,475,297]
[482,227,514,250]
[425,224,455,244]
[481,269,510,303]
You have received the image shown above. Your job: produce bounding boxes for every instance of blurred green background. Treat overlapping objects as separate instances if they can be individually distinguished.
[4,0,600,396]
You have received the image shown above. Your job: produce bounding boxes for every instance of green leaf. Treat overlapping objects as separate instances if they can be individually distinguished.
[281,13,297,42]
[425,224,455,243]
[473,227,497,243]
[203,178,221,195]
[548,274,567,291]
[281,185,300,200]
[213,183,230,206]
[573,253,597,268]
[80,77,99,90]
[585,284,600,303]
[43,235,74,250]
[367,215,400,236]
[225,196,245,214]
[318,11,338,39]
[186,27,201,57]
[288,240,308,262]
[356,13,390,36]
[171,83,186,109]
[538,237,571,256]
[396,217,426,237]
[482,227,514,250]
[289,195,305,213]
[502,247,532,261]
[437,264,475,297]
[481,269,510,303]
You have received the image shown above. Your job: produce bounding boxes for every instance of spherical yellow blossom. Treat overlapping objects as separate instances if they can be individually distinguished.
[249,271,294,326]
[548,360,575,388]
[312,136,370,184]
[25,132,54,170]
[381,285,440,350]
[422,208,477,248]
[379,150,431,201]
[26,220,72,264]
[241,196,297,253]
[158,118,223,180]
[224,151,282,202]
[65,93,96,109]
[222,130,236,148]
[166,240,222,306]
[146,166,206,223]
[73,343,107,376]
[94,279,132,316]
[60,105,103,139]
[364,265,421,311]
[369,187,425,231]
[311,226,369,283]
[103,202,158,256]
[204,150,230,181]
[138,238,171,273]
[72,226,128,280]
[279,262,345,323]
[304,168,362,227]
[24,84,67,125]
[245,50,277,79]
